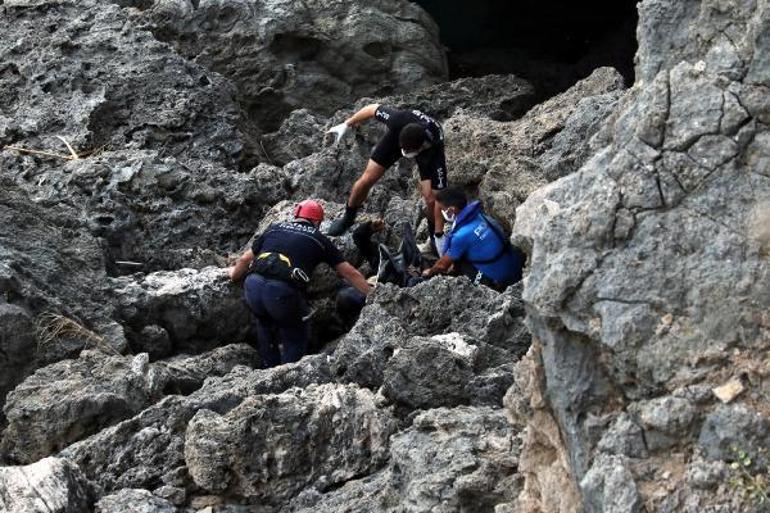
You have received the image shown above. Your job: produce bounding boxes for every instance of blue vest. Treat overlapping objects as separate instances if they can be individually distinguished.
[444,202,523,286]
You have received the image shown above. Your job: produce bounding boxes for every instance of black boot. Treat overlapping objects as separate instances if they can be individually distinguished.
[326,205,358,236]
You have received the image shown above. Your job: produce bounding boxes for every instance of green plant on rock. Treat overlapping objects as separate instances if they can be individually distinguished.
[729,445,770,508]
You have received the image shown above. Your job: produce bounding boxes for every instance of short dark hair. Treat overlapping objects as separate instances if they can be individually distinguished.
[399,123,427,151]
[436,187,467,210]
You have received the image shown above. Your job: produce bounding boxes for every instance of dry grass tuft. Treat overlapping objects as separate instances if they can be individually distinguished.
[36,313,120,355]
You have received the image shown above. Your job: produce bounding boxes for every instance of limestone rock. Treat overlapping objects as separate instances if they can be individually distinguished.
[358,73,537,122]
[290,406,521,513]
[61,356,333,493]
[0,457,94,513]
[580,454,641,513]
[137,0,448,130]
[0,303,35,428]
[2,344,258,465]
[0,0,247,168]
[95,488,176,513]
[153,343,260,396]
[184,384,397,505]
[446,66,626,229]
[1,350,153,464]
[511,0,770,510]
[381,334,476,409]
[333,279,529,395]
[111,266,250,354]
[698,404,770,465]
[0,179,123,357]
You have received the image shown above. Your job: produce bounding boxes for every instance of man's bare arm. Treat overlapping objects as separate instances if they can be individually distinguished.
[229,249,254,282]
[345,104,380,127]
[336,261,373,296]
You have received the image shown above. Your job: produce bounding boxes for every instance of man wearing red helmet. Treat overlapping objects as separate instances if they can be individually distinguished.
[229,200,371,368]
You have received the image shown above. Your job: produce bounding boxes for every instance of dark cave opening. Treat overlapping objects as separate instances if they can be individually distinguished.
[412,0,639,96]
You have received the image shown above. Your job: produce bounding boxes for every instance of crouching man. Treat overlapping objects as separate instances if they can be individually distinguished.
[229,200,371,368]
[422,188,525,292]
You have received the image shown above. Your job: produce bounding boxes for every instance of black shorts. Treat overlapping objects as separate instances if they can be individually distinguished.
[370,131,448,190]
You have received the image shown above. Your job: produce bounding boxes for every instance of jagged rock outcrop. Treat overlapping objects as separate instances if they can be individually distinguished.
[95,488,176,513]
[111,266,250,354]
[0,178,127,425]
[1,344,257,464]
[333,279,529,395]
[60,356,333,494]
[0,0,248,168]
[446,66,627,230]
[135,0,448,130]
[0,179,120,342]
[4,0,763,511]
[511,1,770,511]
[2,351,155,465]
[289,406,522,513]
[0,304,35,429]
[0,457,94,513]
[22,151,289,273]
[185,384,397,505]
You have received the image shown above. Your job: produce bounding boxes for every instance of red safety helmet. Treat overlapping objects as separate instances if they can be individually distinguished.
[293,199,325,223]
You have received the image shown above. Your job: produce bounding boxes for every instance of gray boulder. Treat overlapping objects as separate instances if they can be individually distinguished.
[111,266,250,354]
[136,0,447,129]
[2,344,258,464]
[333,278,529,393]
[698,404,770,464]
[0,179,124,357]
[0,0,247,168]
[511,0,770,510]
[0,303,35,428]
[185,383,396,505]
[580,455,641,513]
[380,332,516,410]
[353,73,537,123]
[0,457,94,513]
[95,488,176,513]
[290,406,521,513]
[41,151,289,273]
[445,66,626,230]
[153,343,260,396]
[387,407,521,512]
[1,351,153,464]
[381,334,476,409]
[61,355,333,493]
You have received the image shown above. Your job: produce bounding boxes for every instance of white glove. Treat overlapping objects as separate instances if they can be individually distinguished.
[434,234,446,257]
[326,122,350,144]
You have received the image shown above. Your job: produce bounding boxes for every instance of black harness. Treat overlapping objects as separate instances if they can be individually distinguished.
[249,252,310,289]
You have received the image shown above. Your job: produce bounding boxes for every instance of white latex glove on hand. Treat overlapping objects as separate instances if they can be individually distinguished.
[434,234,446,257]
[326,122,350,144]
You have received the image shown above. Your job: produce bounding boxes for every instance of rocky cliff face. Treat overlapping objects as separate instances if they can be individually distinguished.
[0,0,767,512]
[512,1,770,511]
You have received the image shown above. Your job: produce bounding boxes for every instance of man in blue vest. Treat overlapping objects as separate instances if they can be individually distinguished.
[229,200,371,368]
[422,188,524,292]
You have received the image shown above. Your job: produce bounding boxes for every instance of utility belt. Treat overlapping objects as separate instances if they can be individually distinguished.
[249,252,310,289]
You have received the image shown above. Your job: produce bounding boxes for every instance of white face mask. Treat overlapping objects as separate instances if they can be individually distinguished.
[441,209,456,222]
[401,148,421,158]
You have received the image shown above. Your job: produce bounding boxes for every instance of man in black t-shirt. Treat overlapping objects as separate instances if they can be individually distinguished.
[325,104,448,253]
[229,200,371,368]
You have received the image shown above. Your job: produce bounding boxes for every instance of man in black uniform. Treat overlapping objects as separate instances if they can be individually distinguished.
[229,200,371,368]
[325,104,448,253]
